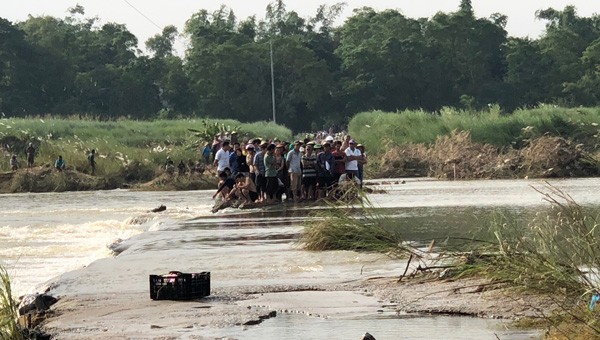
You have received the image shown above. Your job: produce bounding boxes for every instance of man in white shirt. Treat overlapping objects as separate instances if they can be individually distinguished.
[286,140,303,202]
[213,141,232,174]
[344,139,362,180]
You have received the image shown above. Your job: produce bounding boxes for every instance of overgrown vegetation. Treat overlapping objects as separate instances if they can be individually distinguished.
[300,184,600,336]
[2,2,600,132]
[300,191,406,254]
[0,117,291,192]
[0,265,22,340]
[350,106,600,179]
[450,185,600,336]
[350,106,600,155]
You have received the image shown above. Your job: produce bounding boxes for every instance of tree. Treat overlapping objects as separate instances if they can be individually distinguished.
[146,25,178,59]
[536,6,600,104]
[424,3,507,108]
[336,8,431,112]
[0,18,41,116]
[504,38,550,108]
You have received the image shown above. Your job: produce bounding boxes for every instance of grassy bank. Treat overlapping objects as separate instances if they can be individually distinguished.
[348,106,600,179]
[299,184,600,337]
[0,118,291,192]
[349,105,600,154]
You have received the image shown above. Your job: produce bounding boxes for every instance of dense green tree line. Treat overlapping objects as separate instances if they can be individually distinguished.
[1,0,599,132]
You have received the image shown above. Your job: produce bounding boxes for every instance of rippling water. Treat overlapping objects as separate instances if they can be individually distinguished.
[2,178,600,338]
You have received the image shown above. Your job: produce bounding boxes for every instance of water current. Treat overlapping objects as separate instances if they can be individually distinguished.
[2,177,600,339]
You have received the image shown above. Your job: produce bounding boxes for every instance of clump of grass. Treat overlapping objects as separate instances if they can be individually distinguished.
[449,184,600,336]
[0,265,22,340]
[478,185,600,296]
[300,192,407,255]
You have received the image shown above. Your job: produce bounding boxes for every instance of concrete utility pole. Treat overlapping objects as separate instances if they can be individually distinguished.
[270,39,276,124]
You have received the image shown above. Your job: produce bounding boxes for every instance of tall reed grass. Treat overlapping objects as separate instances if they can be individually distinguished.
[465,185,600,297]
[348,105,600,156]
[452,184,600,336]
[0,265,22,340]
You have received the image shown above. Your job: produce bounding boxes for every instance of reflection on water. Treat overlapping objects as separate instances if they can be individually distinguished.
[202,313,541,340]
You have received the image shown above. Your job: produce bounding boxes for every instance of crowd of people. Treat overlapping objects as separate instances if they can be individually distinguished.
[4,131,367,202]
[210,134,367,205]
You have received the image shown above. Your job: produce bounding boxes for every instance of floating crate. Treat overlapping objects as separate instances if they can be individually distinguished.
[149,272,210,300]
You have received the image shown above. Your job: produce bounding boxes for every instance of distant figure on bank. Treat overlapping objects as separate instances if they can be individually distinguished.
[25,143,36,169]
[88,149,97,175]
[202,143,211,164]
[165,156,175,174]
[54,155,66,171]
[177,160,186,175]
[10,155,19,171]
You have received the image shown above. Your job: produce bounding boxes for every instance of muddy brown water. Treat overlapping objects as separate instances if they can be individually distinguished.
[2,178,599,338]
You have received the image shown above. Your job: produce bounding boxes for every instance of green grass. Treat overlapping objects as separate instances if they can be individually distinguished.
[348,105,600,156]
[300,190,408,255]
[0,117,292,175]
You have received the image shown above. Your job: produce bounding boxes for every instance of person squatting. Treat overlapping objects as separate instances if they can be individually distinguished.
[211,135,367,205]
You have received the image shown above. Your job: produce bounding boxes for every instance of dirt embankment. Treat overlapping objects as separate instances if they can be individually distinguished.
[374,131,600,179]
[0,167,216,193]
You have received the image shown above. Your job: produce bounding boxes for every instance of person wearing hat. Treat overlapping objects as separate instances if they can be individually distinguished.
[286,140,303,202]
[88,149,97,175]
[245,144,256,182]
[344,139,362,182]
[301,142,318,200]
[165,155,175,174]
[230,131,238,145]
[316,142,335,198]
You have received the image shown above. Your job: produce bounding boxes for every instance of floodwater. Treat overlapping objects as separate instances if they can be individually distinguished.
[2,177,599,338]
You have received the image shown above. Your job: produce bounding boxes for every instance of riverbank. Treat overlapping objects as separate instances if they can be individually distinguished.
[38,273,549,339]
[8,178,600,339]
[0,166,217,193]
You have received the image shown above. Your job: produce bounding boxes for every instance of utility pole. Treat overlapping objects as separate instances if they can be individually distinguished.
[270,39,276,124]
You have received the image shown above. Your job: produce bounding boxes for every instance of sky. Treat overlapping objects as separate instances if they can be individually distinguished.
[1,0,598,54]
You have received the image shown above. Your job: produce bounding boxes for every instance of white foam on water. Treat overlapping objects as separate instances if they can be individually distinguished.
[0,217,150,296]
